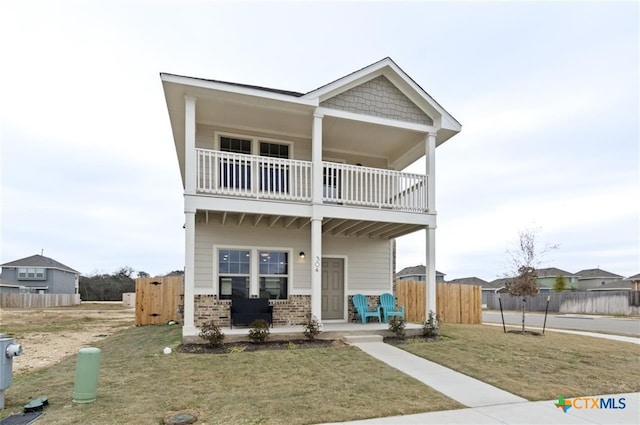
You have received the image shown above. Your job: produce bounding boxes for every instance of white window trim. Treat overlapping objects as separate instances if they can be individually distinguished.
[214,131,294,159]
[213,245,293,299]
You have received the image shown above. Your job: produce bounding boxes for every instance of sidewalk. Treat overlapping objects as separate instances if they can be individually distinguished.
[319,335,639,424]
[322,392,639,424]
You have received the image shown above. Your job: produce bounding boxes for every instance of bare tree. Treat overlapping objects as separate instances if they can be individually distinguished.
[505,227,557,332]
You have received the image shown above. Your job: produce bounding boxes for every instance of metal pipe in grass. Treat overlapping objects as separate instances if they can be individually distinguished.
[498,295,506,333]
[542,295,551,334]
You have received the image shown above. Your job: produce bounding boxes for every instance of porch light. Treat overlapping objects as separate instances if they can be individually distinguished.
[299,251,305,259]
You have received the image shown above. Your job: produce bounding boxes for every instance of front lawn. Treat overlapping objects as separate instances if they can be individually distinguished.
[4,325,461,424]
[397,323,640,400]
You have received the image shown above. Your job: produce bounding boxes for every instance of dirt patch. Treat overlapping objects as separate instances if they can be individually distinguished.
[180,338,345,354]
[2,307,135,374]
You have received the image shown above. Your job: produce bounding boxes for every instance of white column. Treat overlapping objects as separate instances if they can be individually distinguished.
[311,111,324,204]
[183,209,196,336]
[185,96,197,195]
[425,132,436,212]
[425,225,437,317]
[310,216,323,320]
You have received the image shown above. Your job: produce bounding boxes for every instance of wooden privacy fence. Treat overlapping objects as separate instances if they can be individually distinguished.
[485,291,640,316]
[0,293,80,308]
[135,276,184,326]
[395,280,482,324]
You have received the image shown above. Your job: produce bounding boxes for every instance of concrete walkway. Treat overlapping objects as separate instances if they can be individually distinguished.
[321,392,639,424]
[344,335,525,408]
[320,334,639,425]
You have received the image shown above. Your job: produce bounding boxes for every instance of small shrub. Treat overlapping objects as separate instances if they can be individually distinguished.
[248,319,270,344]
[423,310,439,337]
[199,320,225,347]
[388,316,406,339]
[302,315,322,341]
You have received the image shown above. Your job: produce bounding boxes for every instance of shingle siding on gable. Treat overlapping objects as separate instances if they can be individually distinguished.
[320,76,433,125]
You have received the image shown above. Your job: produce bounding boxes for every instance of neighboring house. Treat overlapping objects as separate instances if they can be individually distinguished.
[628,273,640,291]
[574,268,623,291]
[161,57,461,339]
[448,276,490,304]
[535,267,579,290]
[586,279,633,292]
[0,277,27,294]
[395,265,446,283]
[0,254,80,295]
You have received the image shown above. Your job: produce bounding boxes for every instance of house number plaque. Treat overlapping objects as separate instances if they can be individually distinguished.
[314,257,320,272]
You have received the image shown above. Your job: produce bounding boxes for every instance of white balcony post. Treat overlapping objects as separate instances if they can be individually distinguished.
[312,111,324,204]
[425,132,436,212]
[311,216,323,320]
[183,209,196,336]
[425,225,436,318]
[185,96,197,195]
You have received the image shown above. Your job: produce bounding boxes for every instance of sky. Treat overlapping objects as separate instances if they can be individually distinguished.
[1,1,638,282]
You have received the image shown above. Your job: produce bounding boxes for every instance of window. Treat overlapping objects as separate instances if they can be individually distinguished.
[259,142,289,193]
[218,249,250,299]
[259,142,288,159]
[258,251,288,299]
[220,137,251,154]
[18,267,46,280]
[220,136,252,189]
[323,166,342,201]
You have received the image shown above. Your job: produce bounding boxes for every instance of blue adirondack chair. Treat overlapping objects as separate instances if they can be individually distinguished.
[380,293,405,323]
[352,294,382,324]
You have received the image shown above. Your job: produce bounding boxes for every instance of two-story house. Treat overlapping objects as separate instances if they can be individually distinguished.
[0,254,80,295]
[160,58,461,340]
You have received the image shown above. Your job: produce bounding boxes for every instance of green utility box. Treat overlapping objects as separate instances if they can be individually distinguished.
[72,347,101,403]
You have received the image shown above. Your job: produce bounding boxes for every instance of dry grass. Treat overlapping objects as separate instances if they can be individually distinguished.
[3,325,461,424]
[398,323,640,400]
[3,309,638,424]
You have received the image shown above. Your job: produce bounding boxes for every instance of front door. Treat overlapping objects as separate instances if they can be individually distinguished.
[321,258,344,320]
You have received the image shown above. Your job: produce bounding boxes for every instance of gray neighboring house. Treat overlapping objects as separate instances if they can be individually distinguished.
[629,273,640,291]
[396,265,446,283]
[586,279,633,292]
[535,267,579,290]
[448,276,492,304]
[574,268,623,291]
[0,277,26,294]
[0,254,80,295]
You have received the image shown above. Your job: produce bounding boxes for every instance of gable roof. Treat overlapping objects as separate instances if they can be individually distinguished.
[161,57,461,140]
[1,254,79,274]
[447,277,488,286]
[574,268,622,279]
[396,265,445,277]
[536,267,578,278]
[487,278,511,288]
[628,273,640,281]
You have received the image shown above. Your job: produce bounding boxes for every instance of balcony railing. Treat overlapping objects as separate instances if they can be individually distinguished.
[196,149,428,212]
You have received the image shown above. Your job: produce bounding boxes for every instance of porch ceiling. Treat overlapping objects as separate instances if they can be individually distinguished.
[322,116,426,168]
[199,211,425,239]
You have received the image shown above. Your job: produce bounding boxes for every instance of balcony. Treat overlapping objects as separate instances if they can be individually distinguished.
[196,149,428,212]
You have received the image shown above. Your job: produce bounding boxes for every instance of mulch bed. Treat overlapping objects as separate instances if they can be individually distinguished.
[383,335,441,345]
[179,339,345,354]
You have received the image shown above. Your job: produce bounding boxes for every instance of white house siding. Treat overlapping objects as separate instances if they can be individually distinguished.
[323,236,392,294]
[193,217,392,295]
[195,125,313,162]
[320,75,433,126]
[193,217,311,293]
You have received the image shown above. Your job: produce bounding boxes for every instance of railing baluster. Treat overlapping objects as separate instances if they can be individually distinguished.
[195,148,427,211]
